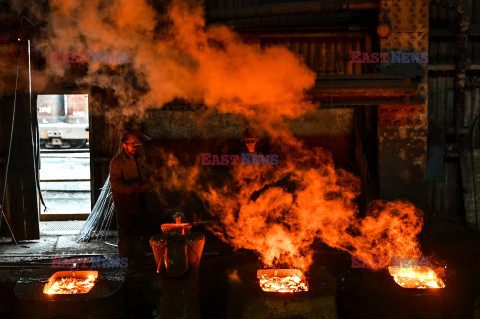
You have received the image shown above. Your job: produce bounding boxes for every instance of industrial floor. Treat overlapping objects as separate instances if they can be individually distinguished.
[0,218,479,318]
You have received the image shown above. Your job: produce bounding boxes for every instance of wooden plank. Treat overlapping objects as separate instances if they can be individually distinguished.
[16,94,39,239]
[0,95,28,240]
[0,94,41,240]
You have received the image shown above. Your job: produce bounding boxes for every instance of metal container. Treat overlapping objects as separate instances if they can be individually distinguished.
[150,220,205,277]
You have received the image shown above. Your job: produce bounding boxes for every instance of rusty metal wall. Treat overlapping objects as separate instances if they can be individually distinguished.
[377,0,429,212]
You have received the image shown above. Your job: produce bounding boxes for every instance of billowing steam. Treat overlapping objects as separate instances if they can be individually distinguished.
[9,0,428,272]
[10,0,315,124]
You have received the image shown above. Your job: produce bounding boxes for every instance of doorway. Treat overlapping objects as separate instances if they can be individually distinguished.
[37,94,91,235]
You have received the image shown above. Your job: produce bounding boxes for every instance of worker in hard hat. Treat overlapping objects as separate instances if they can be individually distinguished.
[110,130,151,267]
[241,127,261,155]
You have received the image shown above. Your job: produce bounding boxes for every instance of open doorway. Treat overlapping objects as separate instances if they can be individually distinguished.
[37,94,91,235]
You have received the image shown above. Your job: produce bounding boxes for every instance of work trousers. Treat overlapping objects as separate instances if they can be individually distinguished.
[116,211,144,263]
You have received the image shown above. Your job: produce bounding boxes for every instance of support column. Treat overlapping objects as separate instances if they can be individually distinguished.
[377,0,429,211]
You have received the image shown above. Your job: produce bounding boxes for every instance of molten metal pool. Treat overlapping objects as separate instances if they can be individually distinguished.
[388,266,445,289]
[43,270,98,295]
[257,269,309,293]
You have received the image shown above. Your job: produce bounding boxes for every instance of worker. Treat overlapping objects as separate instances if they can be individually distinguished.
[241,127,261,155]
[110,130,151,267]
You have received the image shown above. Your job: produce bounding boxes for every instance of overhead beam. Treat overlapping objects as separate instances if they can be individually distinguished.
[207,0,378,21]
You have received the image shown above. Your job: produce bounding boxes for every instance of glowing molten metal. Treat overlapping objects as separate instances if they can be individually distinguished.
[43,271,98,295]
[257,269,308,293]
[388,266,445,289]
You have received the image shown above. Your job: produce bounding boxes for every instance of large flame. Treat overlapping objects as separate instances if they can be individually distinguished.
[201,133,429,274]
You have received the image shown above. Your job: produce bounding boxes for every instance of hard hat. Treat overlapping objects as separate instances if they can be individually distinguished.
[241,127,260,142]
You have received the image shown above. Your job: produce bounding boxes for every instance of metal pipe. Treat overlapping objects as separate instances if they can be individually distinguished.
[207,0,378,21]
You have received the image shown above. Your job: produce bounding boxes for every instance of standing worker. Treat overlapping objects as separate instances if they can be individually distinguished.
[241,127,261,155]
[110,131,151,267]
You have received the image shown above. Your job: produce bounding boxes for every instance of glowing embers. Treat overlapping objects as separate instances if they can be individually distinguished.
[43,270,98,295]
[388,266,445,289]
[257,269,308,293]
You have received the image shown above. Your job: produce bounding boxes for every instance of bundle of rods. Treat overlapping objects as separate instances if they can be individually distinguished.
[75,175,115,242]
[76,131,124,242]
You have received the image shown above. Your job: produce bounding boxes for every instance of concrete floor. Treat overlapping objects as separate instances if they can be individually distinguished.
[0,220,479,318]
[0,235,116,258]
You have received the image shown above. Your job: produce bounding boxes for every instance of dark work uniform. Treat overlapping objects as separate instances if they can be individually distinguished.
[110,150,148,262]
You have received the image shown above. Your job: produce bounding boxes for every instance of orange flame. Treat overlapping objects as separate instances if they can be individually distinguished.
[257,269,308,293]
[44,274,97,295]
[388,266,445,289]
[259,275,308,293]
[201,134,433,275]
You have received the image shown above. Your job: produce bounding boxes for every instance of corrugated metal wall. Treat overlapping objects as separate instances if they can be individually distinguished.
[431,0,480,24]
[464,77,480,133]
[250,35,366,74]
[428,0,480,222]
[428,161,465,219]
[428,76,480,220]
[427,75,480,148]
